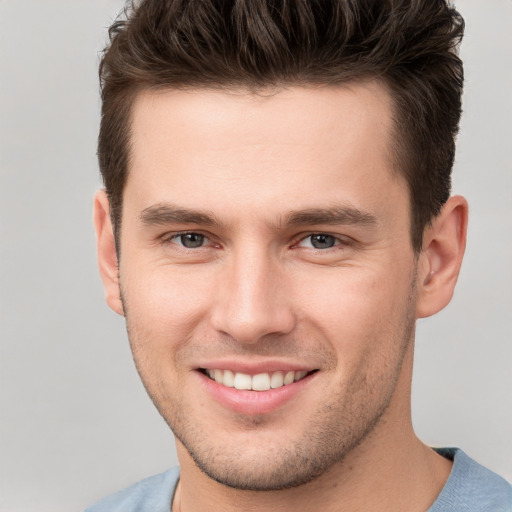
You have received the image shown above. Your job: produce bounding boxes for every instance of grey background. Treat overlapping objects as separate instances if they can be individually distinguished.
[0,1,510,510]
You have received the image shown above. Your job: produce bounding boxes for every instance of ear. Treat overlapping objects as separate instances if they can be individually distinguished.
[93,190,124,316]
[416,195,468,318]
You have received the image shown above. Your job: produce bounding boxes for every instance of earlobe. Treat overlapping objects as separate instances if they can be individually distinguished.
[93,190,124,316]
[416,195,468,318]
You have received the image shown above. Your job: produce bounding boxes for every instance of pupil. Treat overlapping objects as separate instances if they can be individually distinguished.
[181,233,204,248]
[311,234,335,249]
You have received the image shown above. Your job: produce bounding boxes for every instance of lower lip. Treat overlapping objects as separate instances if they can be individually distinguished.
[198,371,316,415]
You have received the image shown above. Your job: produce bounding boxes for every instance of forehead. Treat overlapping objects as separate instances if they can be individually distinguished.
[129,82,394,158]
[125,83,405,226]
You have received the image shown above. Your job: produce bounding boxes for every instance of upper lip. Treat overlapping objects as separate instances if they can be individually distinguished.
[195,359,317,375]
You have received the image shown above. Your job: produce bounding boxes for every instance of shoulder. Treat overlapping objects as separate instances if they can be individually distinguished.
[84,467,180,512]
[429,448,512,512]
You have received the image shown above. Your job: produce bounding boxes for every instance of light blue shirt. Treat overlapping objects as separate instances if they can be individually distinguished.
[428,448,511,511]
[85,448,512,511]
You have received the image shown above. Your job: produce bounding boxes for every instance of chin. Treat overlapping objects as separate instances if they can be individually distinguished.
[180,435,336,491]
[169,401,387,492]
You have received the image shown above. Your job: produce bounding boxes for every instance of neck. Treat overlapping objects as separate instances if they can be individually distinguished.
[175,435,451,512]
[174,349,452,512]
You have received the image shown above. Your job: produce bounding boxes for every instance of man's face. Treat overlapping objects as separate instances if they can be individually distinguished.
[116,83,420,489]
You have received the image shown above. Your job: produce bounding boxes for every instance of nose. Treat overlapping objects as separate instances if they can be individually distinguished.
[210,246,296,344]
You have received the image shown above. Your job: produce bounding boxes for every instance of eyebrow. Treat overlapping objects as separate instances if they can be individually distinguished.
[284,206,377,227]
[140,203,222,227]
[139,203,377,229]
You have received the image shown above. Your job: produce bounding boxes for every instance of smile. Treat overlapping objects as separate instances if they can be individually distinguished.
[201,369,312,391]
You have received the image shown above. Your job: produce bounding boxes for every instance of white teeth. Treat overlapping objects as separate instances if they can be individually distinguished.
[284,371,295,385]
[252,373,271,391]
[294,370,308,382]
[234,372,252,390]
[270,371,284,388]
[223,369,235,387]
[204,369,310,391]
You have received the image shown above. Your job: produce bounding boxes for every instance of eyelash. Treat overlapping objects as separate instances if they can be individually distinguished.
[162,231,215,249]
[293,233,343,250]
[161,231,350,252]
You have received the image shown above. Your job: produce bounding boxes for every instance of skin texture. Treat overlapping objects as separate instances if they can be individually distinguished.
[94,83,467,511]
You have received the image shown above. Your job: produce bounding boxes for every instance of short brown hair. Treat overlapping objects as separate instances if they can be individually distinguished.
[98,0,464,252]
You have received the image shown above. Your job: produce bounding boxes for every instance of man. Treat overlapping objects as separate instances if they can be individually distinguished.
[88,0,511,510]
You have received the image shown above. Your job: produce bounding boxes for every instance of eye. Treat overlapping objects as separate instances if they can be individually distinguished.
[299,234,339,249]
[171,232,207,248]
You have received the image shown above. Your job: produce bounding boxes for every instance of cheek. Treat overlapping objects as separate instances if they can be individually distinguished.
[120,265,215,404]
[120,263,214,350]
[295,265,415,356]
